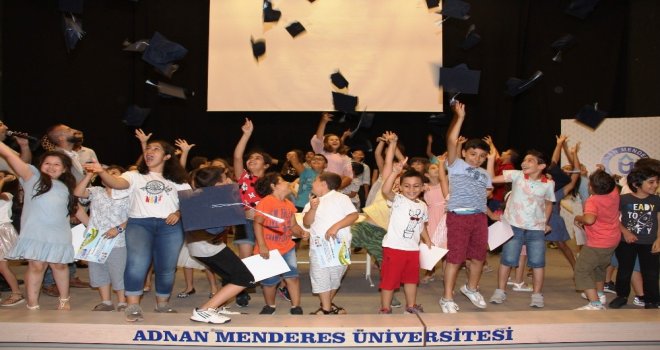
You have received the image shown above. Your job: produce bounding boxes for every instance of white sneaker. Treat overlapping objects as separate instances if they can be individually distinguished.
[215,306,243,315]
[460,284,487,309]
[575,303,605,311]
[580,292,606,304]
[530,293,544,308]
[439,298,460,314]
[191,308,231,324]
[490,289,507,304]
[511,281,533,292]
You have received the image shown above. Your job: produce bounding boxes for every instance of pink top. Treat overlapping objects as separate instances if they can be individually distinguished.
[310,136,353,178]
[424,184,447,247]
[584,188,621,248]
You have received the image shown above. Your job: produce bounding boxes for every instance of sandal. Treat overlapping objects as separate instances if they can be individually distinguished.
[26,304,40,310]
[177,288,196,298]
[58,296,71,311]
[420,275,435,284]
[331,303,347,314]
[310,307,333,315]
[1,292,25,307]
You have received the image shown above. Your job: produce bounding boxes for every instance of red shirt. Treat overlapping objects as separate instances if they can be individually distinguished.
[492,160,514,202]
[584,188,621,249]
[237,169,262,210]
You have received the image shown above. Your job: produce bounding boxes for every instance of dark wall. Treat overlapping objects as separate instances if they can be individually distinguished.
[2,0,659,169]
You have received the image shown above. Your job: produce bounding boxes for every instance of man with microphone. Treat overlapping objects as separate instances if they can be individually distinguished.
[0,120,32,172]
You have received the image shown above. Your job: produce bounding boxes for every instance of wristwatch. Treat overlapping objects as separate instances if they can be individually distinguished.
[116,226,125,233]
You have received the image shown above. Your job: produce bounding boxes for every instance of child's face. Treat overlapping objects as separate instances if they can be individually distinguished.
[310,156,327,172]
[325,135,341,152]
[144,143,171,170]
[40,155,66,180]
[246,153,268,173]
[400,175,423,201]
[521,155,545,176]
[410,161,425,173]
[311,176,328,196]
[638,176,659,196]
[351,150,365,162]
[462,147,488,168]
[305,151,315,163]
[427,163,440,178]
[271,176,291,197]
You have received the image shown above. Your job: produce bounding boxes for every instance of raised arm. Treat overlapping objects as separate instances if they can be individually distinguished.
[373,135,387,174]
[286,151,305,175]
[436,153,450,199]
[73,171,94,198]
[551,135,567,166]
[426,134,435,159]
[15,137,32,164]
[562,142,582,195]
[0,141,32,181]
[174,139,196,169]
[314,112,333,141]
[380,131,398,184]
[84,161,130,190]
[446,102,466,165]
[135,129,152,152]
[233,118,253,180]
[482,135,499,159]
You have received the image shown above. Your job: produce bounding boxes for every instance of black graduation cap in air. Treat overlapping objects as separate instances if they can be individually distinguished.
[285,22,306,38]
[332,92,358,112]
[426,0,440,9]
[575,103,607,129]
[251,37,266,60]
[123,39,149,52]
[330,71,349,89]
[62,14,85,52]
[565,0,601,19]
[141,32,188,78]
[551,34,576,62]
[460,24,481,50]
[123,105,152,127]
[263,0,282,23]
[439,63,481,104]
[59,0,84,14]
[440,0,471,20]
[505,71,543,96]
[146,80,190,100]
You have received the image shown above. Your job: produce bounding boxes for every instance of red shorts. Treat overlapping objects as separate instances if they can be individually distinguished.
[379,247,420,290]
[445,212,488,264]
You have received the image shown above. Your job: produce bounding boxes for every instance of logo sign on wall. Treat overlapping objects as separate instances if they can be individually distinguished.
[601,146,649,176]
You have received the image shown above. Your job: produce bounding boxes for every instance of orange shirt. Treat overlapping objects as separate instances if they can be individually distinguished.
[253,195,296,255]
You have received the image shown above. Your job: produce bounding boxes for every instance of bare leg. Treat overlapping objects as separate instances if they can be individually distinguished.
[497,264,512,290]
[204,270,219,295]
[115,289,126,304]
[556,241,576,270]
[466,259,484,290]
[51,263,70,310]
[0,260,21,294]
[318,291,333,311]
[531,267,544,293]
[25,260,48,308]
[402,283,417,307]
[514,255,527,283]
[381,289,394,309]
[631,271,643,297]
[200,284,245,310]
[443,262,461,299]
[283,277,301,307]
[182,267,194,293]
[98,284,112,302]
[262,285,277,306]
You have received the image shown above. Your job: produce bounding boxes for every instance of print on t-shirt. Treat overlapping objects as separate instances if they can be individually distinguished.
[404,209,423,239]
[140,179,172,203]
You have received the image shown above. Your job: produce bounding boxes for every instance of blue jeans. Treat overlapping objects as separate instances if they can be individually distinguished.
[261,248,299,287]
[124,218,184,298]
[500,226,546,268]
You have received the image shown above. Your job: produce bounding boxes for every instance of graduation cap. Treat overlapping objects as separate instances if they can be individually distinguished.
[122,39,149,52]
[145,80,190,99]
[141,32,188,77]
[565,0,601,19]
[178,185,247,232]
[263,0,282,23]
[426,0,440,9]
[439,63,481,104]
[505,70,543,96]
[330,71,349,89]
[285,22,306,38]
[332,92,358,112]
[122,105,152,127]
[551,34,575,62]
[440,0,471,20]
[59,0,84,14]
[575,103,607,129]
[250,37,266,60]
[62,14,85,52]
[460,24,481,50]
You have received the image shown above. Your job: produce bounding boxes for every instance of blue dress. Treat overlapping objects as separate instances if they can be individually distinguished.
[8,165,74,263]
[545,189,570,242]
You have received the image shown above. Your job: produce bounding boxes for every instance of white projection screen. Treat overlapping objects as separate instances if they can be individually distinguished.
[208,0,443,112]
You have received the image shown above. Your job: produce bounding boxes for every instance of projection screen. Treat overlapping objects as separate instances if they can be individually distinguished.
[208,0,443,112]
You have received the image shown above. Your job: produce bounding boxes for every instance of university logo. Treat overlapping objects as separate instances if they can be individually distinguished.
[601,146,649,176]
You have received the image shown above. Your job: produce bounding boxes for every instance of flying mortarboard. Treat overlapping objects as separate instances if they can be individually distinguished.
[285,21,306,38]
[123,39,149,52]
[575,103,607,129]
[263,0,282,23]
[178,185,247,232]
[141,32,188,78]
[565,0,601,19]
[440,0,471,20]
[439,64,481,104]
[62,14,85,52]
[551,34,575,62]
[330,71,349,89]
[145,80,189,99]
[332,92,358,112]
[251,37,266,60]
[123,105,152,127]
[505,70,543,96]
[426,0,440,9]
[460,24,481,50]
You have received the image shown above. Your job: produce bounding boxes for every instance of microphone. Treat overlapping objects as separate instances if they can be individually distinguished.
[6,131,39,142]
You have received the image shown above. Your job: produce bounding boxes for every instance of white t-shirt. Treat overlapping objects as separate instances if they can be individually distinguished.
[119,171,191,219]
[303,190,357,260]
[382,193,428,251]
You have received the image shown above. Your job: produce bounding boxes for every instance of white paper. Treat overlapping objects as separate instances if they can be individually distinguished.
[573,224,587,246]
[488,220,514,251]
[75,226,119,264]
[309,235,351,268]
[71,224,86,257]
[241,250,291,282]
[419,244,448,270]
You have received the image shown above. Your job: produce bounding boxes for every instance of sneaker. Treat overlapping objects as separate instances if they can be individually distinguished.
[124,304,144,322]
[439,298,460,314]
[216,306,243,315]
[603,281,616,294]
[633,296,645,307]
[580,292,606,304]
[92,303,115,311]
[404,304,424,314]
[277,286,291,302]
[378,307,392,314]
[511,282,533,292]
[530,293,544,308]
[608,296,627,309]
[154,304,177,313]
[490,289,507,304]
[290,306,303,315]
[390,296,402,308]
[41,284,59,298]
[190,308,231,324]
[575,302,605,310]
[236,292,251,307]
[460,284,487,309]
[116,303,128,312]
[259,305,276,315]
[0,293,25,307]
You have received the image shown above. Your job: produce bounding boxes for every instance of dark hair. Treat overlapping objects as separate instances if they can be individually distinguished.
[351,162,364,177]
[318,172,341,191]
[281,149,304,177]
[138,140,189,184]
[633,158,660,175]
[463,138,490,153]
[409,157,430,166]
[627,166,658,193]
[192,166,225,188]
[0,170,19,199]
[190,156,209,170]
[400,169,425,183]
[588,169,616,195]
[508,148,520,166]
[105,165,126,174]
[35,151,77,215]
[313,153,328,163]
[525,150,548,171]
[246,150,273,169]
[255,172,281,197]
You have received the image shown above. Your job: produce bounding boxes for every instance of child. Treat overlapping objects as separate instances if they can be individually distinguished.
[487,150,555,308]
[294,154,327,212]
[609,166,659,309]
[186,166,257,324]
[343,162,364,211]
[378,132,431,314]
[73,165,130,312]
[253,172,308,315]
[0,172,23,307]
[482,135,518,213]
[440,101,492,313]
[311,113,353,189]
[573,170,620,310]
[303,172,358,314]
[420,155,449,284]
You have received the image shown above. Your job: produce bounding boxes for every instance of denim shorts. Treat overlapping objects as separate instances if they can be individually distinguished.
[500,226,546,268]
[260,248,299,286]
[233,219,255,246]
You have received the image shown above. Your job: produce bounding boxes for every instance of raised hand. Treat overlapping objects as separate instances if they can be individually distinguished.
[393,156,408,174]
[555,134,568,145]
[241,118,254,135]
[452,101,466,118]
[321,112,333,123]
[135,129,152,144]
[175,139,196,152]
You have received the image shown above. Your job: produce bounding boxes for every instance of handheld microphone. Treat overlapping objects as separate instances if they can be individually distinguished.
[6,131,39,142]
